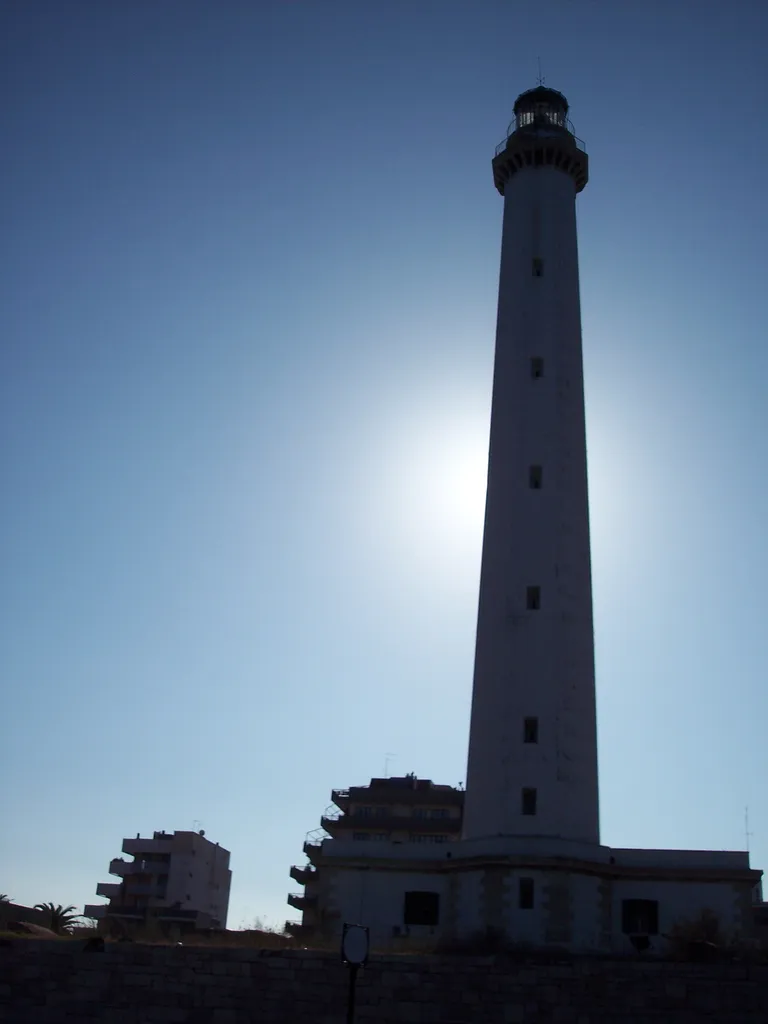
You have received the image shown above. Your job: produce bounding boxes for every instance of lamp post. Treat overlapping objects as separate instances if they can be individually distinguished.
[340,923,369,1024]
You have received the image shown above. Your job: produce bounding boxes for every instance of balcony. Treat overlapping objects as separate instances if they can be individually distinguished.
[83,904,108,920]
[320,813,461,836]
[303,841,324,864]
[287,893,317,912]
[110,857,161,876]
[290,865,316,886]
[331,789,350,812]
[123,883,166,898]
[284,921,310,938]
[122,837,173,857]
[95,882,121,900]
[335,783,464,809]
[494,116,586,158]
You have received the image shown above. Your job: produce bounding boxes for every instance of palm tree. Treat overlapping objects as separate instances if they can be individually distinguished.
[34,903,81,935]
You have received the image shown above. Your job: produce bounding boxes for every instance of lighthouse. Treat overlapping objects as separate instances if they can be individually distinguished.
[462,87,600,844]
[287,86,763,953]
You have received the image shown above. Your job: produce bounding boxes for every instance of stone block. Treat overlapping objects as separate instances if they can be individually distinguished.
[157,982,192,996]
[301,957,326,970]
[203,991,236,1010]
[145,1008,189,1023]
[80,970,110,987]
[503,1007,526,1023]
[97,1011,135,1024]
[75,988,102,1002]
[395,1004,423,1023]
[552,1007,576,1022]
[665,980,687,1000]
[211,1010,240,1024]
[123,973,153,986]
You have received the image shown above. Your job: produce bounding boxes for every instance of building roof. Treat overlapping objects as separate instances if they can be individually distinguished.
[356,775,460,793]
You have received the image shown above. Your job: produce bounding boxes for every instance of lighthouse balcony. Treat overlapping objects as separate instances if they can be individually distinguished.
[495,121,586,158]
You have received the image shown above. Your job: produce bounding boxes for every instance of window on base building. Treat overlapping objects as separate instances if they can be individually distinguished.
[531,357,544,379]
[532,257,544,277]
[521,788,537,815]
[529,465,543,489]
[621,899,659,935]
[526,586,541,610]
[523,717,539,743]
[352,832,371,841]
[403,891,440,926]
[519,878,535,910]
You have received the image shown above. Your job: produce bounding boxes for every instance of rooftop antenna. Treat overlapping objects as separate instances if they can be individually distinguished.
[537,57,545,87]
[745,806,753,853]
[384,753,395,778]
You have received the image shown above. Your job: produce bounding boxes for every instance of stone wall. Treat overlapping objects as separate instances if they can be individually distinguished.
[2,940,767,1023]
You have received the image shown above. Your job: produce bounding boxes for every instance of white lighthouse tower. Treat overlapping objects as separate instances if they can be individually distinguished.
[462,87,600,845]
[288,86,763,953]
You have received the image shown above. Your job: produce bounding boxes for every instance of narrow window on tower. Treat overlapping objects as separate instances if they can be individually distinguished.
[526,586,541,610]
[523,717,539,744]
[530,357,544,379]
[529,465,543,489]
[532,257,544,277]
[521,788,537,816]
[519,878,535,910]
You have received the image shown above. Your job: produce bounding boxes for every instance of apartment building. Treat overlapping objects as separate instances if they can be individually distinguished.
[286,775,464,937]
[85,829,231,934]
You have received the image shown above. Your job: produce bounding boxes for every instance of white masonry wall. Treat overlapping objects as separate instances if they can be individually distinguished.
[320,857,752,953]
[609,878,745,955]
[326,864,449,944]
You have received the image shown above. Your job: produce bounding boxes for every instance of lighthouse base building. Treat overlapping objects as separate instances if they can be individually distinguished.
[287,87,763,953]
[289,783,761,954]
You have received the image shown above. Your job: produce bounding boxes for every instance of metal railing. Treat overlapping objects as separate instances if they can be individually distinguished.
[288,892,316,905]
[304,827,330,848]
[495,120,586,157]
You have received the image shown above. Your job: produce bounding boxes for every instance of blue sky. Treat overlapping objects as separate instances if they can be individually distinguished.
[1,0,766,929]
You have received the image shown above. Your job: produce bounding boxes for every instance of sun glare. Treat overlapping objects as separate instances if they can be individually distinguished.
[370,407,489,589]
